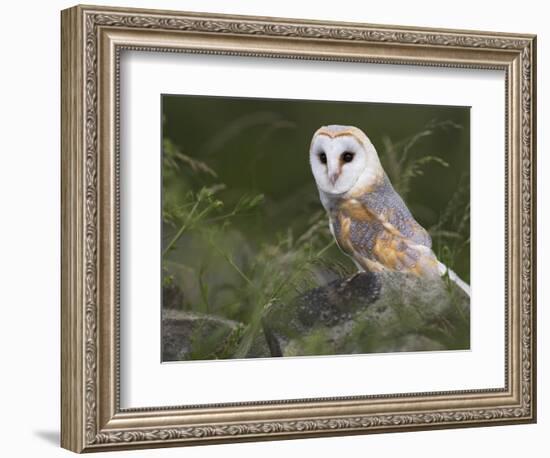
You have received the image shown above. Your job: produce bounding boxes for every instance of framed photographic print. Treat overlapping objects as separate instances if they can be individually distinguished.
[160,95,471,362]
[61,4,537,453]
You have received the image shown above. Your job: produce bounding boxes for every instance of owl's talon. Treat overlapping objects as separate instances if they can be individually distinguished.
[340,271,361,288]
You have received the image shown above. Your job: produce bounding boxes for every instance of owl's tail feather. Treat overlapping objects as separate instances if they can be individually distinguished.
[437,261,470,296]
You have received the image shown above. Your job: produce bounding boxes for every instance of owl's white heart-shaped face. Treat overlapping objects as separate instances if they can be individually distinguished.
[309,125,382,195]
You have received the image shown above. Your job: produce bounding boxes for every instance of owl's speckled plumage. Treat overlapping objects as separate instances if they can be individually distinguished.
[328,174,438,276]
[309,125,440,278]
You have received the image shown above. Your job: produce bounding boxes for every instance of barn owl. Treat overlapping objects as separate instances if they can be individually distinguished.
[309,125,470,295]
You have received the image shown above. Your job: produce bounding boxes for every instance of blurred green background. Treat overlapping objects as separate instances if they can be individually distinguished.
[161,94,470,358]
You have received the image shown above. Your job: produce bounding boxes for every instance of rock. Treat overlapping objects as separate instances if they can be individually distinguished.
[162,282,185,309]
[162,309,272,361]
[262,271,469,357]
[162,309,245,361]
[244,328,273,359]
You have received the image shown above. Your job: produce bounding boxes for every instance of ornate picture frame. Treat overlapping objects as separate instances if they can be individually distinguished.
[61,4,536,453]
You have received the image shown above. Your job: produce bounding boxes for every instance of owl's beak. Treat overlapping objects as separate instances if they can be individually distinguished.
[329,172,340,185]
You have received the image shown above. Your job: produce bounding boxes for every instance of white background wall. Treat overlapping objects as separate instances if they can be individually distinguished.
[0,0,546,456]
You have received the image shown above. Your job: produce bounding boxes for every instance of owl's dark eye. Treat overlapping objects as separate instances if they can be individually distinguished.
[341,152,355,163]
[318,152,327,164]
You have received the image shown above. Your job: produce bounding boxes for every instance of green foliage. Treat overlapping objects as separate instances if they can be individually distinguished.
[380,119,460,198]
[163,184,263,256]
[163,137,218,178]
[429,173,471,283]
[192,202,339,358]
[162,142,345,359]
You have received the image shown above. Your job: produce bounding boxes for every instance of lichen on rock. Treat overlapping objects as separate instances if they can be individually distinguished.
[162,309,245,361]
[262,271,469,357]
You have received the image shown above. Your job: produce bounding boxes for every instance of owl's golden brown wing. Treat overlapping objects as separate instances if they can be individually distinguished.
[334,195,438,278]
